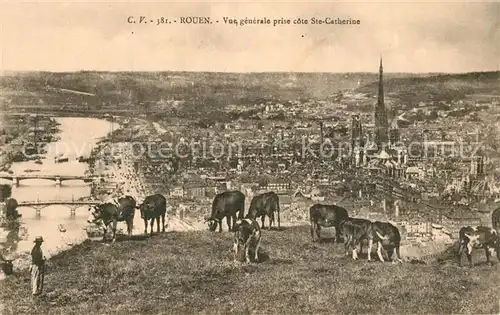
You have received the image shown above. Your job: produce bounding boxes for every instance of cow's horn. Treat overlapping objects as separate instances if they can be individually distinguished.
[375,231,388,240]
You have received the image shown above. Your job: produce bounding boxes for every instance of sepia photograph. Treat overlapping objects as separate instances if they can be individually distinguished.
[0,1,499,314]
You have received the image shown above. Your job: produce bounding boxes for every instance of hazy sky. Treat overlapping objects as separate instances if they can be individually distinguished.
[0,1,498,73]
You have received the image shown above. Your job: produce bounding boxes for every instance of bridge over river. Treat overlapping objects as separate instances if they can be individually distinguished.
[0,174,96,187]
[15,200,101,216]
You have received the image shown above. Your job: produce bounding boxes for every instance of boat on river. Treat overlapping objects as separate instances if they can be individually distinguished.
[58,224,66,233]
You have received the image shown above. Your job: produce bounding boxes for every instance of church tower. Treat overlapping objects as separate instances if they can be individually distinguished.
[374,57,389,149]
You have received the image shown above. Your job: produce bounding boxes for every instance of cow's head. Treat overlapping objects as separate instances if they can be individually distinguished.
[0,259,14,275]
[464,233,480,245]
[87,205,103,224]
[204,216,218,232]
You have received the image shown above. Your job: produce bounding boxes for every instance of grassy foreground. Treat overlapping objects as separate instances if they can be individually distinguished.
[1,225,499,315]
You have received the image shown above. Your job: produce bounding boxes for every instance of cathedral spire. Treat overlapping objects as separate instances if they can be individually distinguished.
[374,56,388,149]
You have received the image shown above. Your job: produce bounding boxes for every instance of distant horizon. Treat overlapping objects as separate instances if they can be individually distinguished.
[1,69,499,75]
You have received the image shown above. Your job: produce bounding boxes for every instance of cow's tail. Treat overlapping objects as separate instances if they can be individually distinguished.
[238,196,245,220]
[276,197,281,229]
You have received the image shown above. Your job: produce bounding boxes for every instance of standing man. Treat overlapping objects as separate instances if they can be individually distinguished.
[30,236,46,296]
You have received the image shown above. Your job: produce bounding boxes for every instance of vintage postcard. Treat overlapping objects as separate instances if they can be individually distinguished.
[0,1,499,314]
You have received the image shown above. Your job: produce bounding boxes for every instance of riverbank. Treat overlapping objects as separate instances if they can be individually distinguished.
[0,117,120,273]
[1,225,498,315]
[0,117,61,171]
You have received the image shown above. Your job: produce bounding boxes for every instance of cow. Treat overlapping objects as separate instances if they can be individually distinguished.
[246,191,281,230]
[137,194,167,235]
[233,218,261,263]
[87,195,137,242]
[205,191,245,233]
[369,221,403,263]
[0,253,14,276]
[5,197,21,221]
[340,217,373,258]
[309,204,349,243]
[457,226,500,267]
[492,207,500,232]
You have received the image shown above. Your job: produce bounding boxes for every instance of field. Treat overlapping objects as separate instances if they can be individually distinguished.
[1,226,499,315]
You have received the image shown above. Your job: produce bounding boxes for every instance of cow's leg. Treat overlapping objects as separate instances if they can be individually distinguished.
[261,216,265,230]
[231,214,237,232]
[311,223,316,242]
[227,216,232,232]
[316,224,322,242]
[395,245,403,263]
[360,239,364,255]
[457,242,465,266]
[156,216,161,233]
[277,209,281,230]
[150,218,155,236]
[466,243,473,267]
[352,242,358,260]
[143,218,148,235]
[377,241,385,262]
[233,239,239,262]
[335,223,342,243]
[127,219,133,237]
[218,219,223,233]
[344,236,351,256]
[111,221,118,243]
[102,224,107,242]
[245,243,251,263]
[254,237,261,262]
[161,213,166,233]
[484,245,492,266]
[367,238,373,261]
[271,213,276,230]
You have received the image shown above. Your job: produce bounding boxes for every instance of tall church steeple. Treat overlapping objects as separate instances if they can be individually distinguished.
[374,56,388,148]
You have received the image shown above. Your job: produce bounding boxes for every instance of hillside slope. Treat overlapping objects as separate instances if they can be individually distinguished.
[0,71,419,111]
[1,226,499,315]
[357,71,500,104]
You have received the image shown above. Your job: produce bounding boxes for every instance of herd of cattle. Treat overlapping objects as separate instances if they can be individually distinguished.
[1,190,500,275]
[84,190,500,266]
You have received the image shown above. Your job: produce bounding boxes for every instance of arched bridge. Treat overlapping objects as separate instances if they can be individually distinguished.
[0,174,96,187]
[17,200,101,216]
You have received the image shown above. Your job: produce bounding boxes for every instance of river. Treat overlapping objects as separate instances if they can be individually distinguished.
[0,117,118,259]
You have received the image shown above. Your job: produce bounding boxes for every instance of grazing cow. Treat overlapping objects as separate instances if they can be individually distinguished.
[246,191,281,230]
[492,207,500,232]
[87,195,137,242]
[205,191,245,232]
[369,221,403,263]
[309,204,349,243]
[457,226,500,267]
[0,253,14,276]
[233,218,261,263]
[5,198,21,221]
[137,194,167,235]
[340,217,373,258]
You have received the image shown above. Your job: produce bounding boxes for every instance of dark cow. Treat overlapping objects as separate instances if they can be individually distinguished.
[137,194,167,235]
[5,198,21,221]
[205,191,245,232]
[309,204,349,242]
[340,217,373,259]
[492,207,500,232]
[87,195,137,242]
[0,253,14,276]
[246,191,281,230]
[457,226,500,267]
[369,221,403,263]
[233,218,261,263]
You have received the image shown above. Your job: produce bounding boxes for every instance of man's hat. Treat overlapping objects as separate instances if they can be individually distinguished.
[34,236,44,243]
